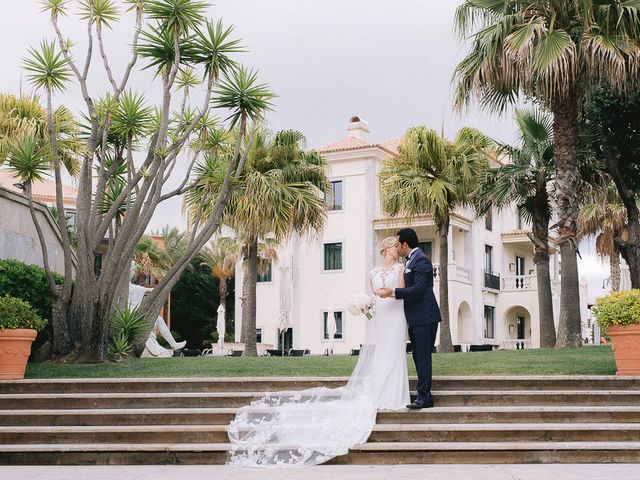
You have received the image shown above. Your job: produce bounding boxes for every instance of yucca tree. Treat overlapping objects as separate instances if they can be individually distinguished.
[380,127,490,353]
[187,129,329,356]
[24,0,275,362]
[453,0,640,348]
[475,109,557,348]
[18,40,76,353]
[579,183,632,292]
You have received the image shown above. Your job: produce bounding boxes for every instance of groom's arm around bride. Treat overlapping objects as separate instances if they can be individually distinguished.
[377,228,441,409]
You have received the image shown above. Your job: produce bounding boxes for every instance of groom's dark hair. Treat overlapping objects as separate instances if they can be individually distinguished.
[397,228,419,248]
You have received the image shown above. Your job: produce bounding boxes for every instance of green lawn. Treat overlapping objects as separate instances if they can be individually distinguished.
[24,346,616,378]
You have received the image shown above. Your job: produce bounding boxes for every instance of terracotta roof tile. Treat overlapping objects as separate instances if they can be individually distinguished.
[317,136,401,155]
[0,169,78,205]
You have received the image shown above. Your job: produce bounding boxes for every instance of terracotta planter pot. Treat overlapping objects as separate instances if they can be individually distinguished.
[0,328,37,380]
[608,324,640,376]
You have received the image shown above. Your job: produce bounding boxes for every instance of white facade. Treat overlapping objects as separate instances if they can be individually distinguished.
[234,118,589,354]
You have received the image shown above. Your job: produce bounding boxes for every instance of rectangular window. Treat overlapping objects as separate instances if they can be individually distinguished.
[327,180,343,211]
[417,241,432,259]
[323,311,343,340]
[484,306,495,339]
[485,209,493,231]
[256,328,262,343]
[324,243,342,270]
[257,262,272,282]
[485,245,493,273]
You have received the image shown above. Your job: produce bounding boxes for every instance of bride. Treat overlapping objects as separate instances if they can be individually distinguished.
[227,236,409,467]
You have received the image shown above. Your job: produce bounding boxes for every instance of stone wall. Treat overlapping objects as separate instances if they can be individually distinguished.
[0,187,71,275]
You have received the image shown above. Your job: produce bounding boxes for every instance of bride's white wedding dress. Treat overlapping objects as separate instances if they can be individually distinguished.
[227,263,409,467]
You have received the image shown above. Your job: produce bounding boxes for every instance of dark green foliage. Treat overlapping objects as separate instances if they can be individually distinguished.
[107,305,150,361]
[0,259,63,348]
[170,259,234,348]
[584,87,640,194]
[0,295,47,331]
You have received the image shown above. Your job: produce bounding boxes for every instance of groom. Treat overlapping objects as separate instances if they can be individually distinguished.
[377,228,441,409]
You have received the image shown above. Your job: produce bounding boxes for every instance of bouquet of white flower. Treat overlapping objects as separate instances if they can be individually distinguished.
[347,293,374,320]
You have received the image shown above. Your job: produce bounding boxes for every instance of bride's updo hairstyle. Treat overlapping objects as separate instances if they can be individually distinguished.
[379,236,397,256]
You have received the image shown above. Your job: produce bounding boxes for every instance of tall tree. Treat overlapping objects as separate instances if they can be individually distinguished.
[17,0,273,362]
[199,236,240,323]
[453,0,640,347]
[379,126,489,353]
[475,109,556,348]
[583,87,640,288]
[579,183,632,292]
[187,130,329,356]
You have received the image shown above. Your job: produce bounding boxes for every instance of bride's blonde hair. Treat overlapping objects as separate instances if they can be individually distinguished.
[379,236,398,256]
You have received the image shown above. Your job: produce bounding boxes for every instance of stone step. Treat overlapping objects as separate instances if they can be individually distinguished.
[2,441,640,465]
[2,389,638,410]
[2,406,639,426]
[333,441,640,465]
[368,423,640,442]
[3,422,640,445]
[3,375,639,394]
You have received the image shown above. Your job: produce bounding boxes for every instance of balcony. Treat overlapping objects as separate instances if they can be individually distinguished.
[432,264,472,283]
[483,270,500,290]
[502,274,536,292]
[502,339,532,350]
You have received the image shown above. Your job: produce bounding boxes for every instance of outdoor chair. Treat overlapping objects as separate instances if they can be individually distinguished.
[350,348,360,356]
[469,344,493,352]
[266,349,287,357]
[226,349,243,357]
[288,349,310,357]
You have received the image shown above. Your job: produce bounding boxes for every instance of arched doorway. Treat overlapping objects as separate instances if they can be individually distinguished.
[502,306,531,349]
[456,302,473,343]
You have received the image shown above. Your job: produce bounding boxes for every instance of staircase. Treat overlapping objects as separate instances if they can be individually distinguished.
[1,376,639,465]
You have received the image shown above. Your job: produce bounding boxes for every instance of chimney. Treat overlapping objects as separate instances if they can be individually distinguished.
[347,115,370,142]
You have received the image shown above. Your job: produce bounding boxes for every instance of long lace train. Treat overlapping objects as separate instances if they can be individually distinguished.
[227,345,378,467]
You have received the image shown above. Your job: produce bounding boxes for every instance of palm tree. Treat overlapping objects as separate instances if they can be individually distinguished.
[453,0,640,348]
[579,183,631,292]
[199,236,239,319]
[379,127,489,353]
[187,129,329,356]
[475,109,556,348]
[134,236,172,284]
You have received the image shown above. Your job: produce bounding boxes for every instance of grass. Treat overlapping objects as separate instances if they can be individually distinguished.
[24,346,616,379]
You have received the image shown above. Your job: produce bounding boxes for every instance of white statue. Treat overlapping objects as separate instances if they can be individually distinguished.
[128,262,185,358]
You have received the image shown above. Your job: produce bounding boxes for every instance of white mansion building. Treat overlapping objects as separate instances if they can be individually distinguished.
[233,117,589,354]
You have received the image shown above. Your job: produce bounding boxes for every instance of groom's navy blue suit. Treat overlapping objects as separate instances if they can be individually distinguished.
[394,248,441,402]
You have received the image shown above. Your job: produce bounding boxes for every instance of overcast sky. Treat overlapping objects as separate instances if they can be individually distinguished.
[0,1,611,300]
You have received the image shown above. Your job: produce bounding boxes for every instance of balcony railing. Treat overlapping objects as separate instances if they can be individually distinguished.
[432,263,471,283]
[502,339,531,350]
[502,274,535,291]
[483,270,501,290]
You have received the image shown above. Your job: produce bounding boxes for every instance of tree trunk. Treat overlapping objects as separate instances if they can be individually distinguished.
[241,239,259,357]
[531,190,556,349]
[437,220,453,353]
[51,286,72,355]
[76,296,109,363]
[610,250,621,292]
[535,259,556,348]
[602,141,640,289]
[552,93,582,348]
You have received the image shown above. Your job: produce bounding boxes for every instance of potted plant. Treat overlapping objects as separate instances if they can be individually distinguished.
[592,289,640,376]
[0,294,47,379]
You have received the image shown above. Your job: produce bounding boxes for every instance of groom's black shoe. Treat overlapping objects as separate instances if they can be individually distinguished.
[406,397,434,409]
